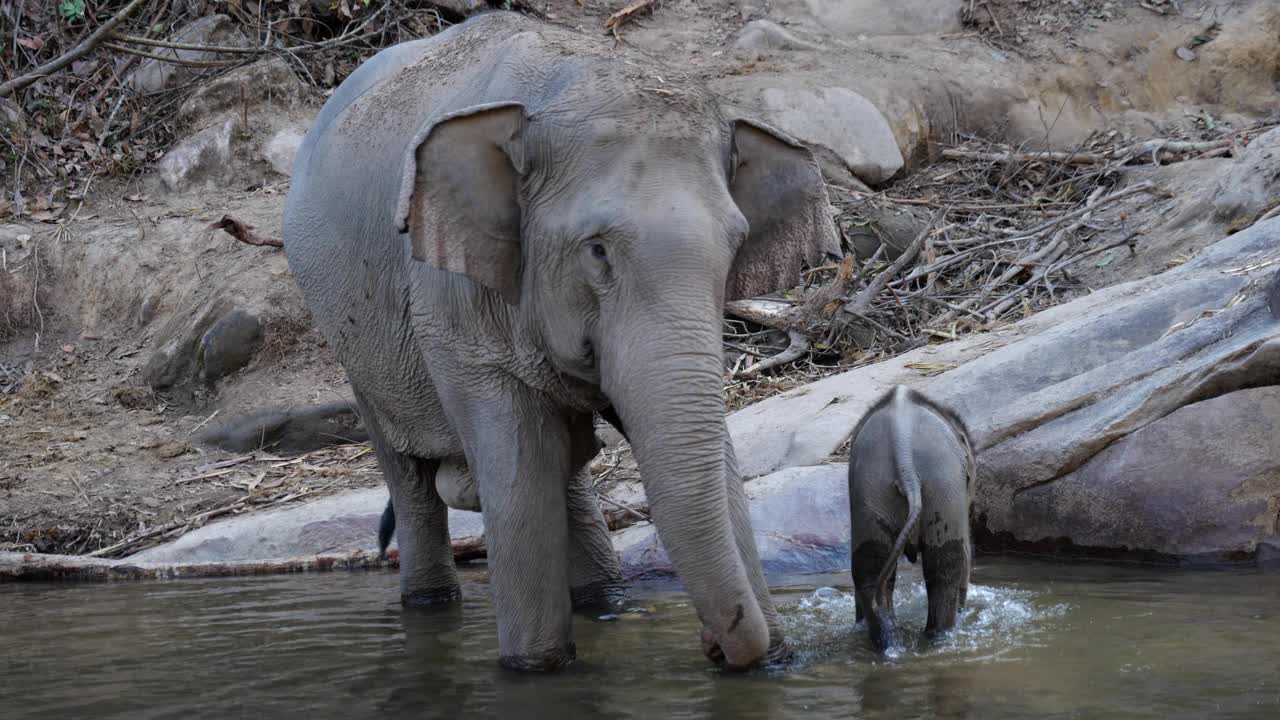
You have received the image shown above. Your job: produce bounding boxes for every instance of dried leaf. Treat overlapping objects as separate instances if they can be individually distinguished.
[17,37,46,51]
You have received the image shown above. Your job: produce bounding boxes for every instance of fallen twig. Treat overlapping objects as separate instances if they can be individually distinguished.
[596,493,650,521]
[100,42,247,68]
[209,216,284,248]
[941,139,1232,166]
[844,209,945,317]
[110,33,266,55]
[737,330,811,379]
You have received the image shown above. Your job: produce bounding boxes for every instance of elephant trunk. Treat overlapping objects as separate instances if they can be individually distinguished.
[601,310,768,671]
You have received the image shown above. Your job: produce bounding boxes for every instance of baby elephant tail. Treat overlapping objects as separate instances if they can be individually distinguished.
[875,386,923,613]
[377,498,395,560]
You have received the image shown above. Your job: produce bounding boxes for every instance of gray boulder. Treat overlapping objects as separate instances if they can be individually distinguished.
[178,57,308,126]
[734,20,822,51]
[126,15,251,96]
[723,84,904,184]
[131,488,484,564]
[158,117,240,193]
[199,308,263,382]
[198,401,368,454]
[1211,127,1280,225]
[771,0,965,36]
[261,127,306,177]
[616,464,849,578]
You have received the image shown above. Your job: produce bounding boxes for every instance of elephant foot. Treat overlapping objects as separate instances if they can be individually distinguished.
[401,585,462,608]
[498,643,578,672]
[570,580,629,616]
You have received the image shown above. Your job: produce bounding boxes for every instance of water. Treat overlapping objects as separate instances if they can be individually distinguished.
[2,559,1278,719]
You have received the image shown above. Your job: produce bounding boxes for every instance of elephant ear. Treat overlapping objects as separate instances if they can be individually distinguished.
[727,119,842,301]
[394,102,527,304]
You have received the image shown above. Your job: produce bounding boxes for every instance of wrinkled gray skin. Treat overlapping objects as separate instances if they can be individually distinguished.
[283,12,839,672]
[848,385,974,653]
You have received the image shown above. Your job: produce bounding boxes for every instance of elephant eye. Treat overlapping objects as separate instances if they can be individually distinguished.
[590,242,608,260]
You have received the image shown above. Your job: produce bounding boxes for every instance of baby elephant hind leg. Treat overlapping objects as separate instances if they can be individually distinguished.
[853,537,899,652]
[922,536,970,638]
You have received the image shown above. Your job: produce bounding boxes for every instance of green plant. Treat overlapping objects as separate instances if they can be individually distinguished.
[58,0,86,21]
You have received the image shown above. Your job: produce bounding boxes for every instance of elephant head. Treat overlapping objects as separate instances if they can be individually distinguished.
[393,97,840,669]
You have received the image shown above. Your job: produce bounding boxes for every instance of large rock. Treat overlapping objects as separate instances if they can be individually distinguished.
[158,117,240,193]
[1210,127,1280,225]
[198,308,263,381]
[198,402,368,453]
[126,15,251,96]
[997,387,1280,560]
[734,20,822,52]
[616,464,849,578]
[779,0,966,36]
[726,216,1280,562]
[178,58,308,126]
[131,488,484,563]
[722,83,904,184]
[260,127,306,177]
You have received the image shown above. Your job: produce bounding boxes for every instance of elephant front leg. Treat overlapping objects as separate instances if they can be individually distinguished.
[447,387,577,671]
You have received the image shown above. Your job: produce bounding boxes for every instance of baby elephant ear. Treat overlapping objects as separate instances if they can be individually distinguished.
[394,102,527,304]
[727,119,842,301]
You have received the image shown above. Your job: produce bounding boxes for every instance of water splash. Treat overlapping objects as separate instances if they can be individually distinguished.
[776,578,1068,668]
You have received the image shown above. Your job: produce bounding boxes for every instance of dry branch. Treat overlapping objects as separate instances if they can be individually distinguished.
[101,42,247,68]
[209,216,284,248]
[737,330,811,378]
[110,33,267,54]
[941,139,1232,166]
[0,0,149,99]
[844,209,944,317]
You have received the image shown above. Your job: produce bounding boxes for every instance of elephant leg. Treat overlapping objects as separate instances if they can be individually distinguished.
[922,536,970,638]
[355,390,459,606]
[565,415,625,612]
[439,384,576,671]
[720,426,788,661]
[852,534,898,652]
[566,466,626,612]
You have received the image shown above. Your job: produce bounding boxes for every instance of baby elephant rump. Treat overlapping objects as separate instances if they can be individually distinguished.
[848,385,975,653]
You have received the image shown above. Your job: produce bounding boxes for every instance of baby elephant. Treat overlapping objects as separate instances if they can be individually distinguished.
[848,385,975,652]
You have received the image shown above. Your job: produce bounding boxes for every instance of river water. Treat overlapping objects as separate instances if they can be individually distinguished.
[2,559,1277,719]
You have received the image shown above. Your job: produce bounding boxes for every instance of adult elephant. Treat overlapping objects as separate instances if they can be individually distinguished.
[283,10,840,671]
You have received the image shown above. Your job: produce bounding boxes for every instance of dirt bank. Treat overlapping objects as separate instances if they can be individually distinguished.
[2,0,1277,556]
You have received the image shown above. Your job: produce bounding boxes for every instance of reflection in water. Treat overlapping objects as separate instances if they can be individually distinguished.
[2,560,1279,719]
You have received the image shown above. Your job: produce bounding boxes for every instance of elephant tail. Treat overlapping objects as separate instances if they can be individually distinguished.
[377,498,396,560]
[875,386,923,611]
